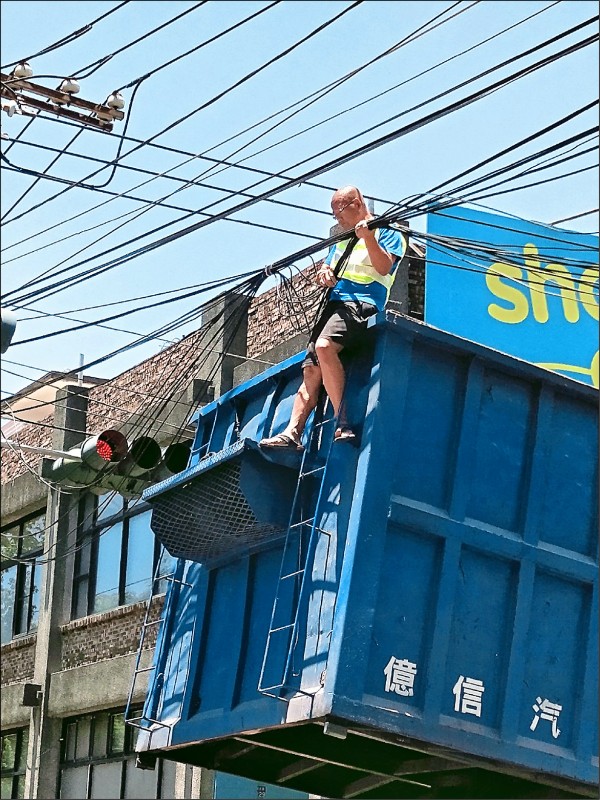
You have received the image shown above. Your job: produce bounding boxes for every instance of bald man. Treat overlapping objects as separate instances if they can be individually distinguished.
[260,186,408,450]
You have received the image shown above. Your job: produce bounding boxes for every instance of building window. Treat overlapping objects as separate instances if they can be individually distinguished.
[72,494,176,620]
[59,709,175,800]
[1,727,29,799]
[1,512,45,644]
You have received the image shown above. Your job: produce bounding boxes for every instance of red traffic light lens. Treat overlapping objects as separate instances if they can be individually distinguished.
[96,438,114,461]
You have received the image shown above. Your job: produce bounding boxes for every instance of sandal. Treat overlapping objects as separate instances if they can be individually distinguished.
[259,433,304,451]
[334,426,356,443]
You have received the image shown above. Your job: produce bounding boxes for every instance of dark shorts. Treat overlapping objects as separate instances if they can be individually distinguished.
[302,301,378,369]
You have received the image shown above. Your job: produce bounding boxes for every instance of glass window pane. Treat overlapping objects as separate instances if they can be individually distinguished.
[109,714,125,754]
[1,526,19,561]
[72,578,89,621]
[17,729,28,770]
[21,514,45,555]
[124,512,153,605]
[64,723,77,763]
[1,733,17,770]
[29,559,42,632]
[93,523,123,614]
[1,566,17,643]
[79,494,97,534]
[124,757,158,799]
[96,494,123,524]
[1,776,14,798]
[158,758,177,800]
[60,765,89,800]
[91,713,109,759]
[90,762,122,800]
[75,718,91,761]
[14,565,32,636]
[17,774,26,799]
[76,534,93,577]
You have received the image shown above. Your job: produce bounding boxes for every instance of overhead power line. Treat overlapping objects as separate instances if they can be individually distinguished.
[1,1,130,69]
[74,1,208,79]
[0,159,320,245]
[5,27,595,309]
[9,172,598,349]
[0,1,560,256]
[391,101,599,215]
[2,0,364,227]
[551,208,599,225]
[115,0,280,90]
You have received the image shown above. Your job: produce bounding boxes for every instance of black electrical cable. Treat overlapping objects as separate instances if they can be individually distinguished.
[0,162,319,245]
[197,2,561,187]
[392,100,599,216]
[2,290,262,548]
[198,22,598,225]
[193,0,479,183]
[7,28,595,309]
[2,117,35,156]
[0,0,559,258]
[73,1,208,80]
[2,292,256,565]
[551,208,599,225]
[0,2,280,222]
[1,128,84,222]
[115,0,280,90]
[9,186,597,352]
[2,137,331,219]
[2,2,480,230]
[12,204,595,353]
[410,207,599,257]
[2,0,363,227]
[1,367,207,427]
[4,216,596,548]
[401,123,599,217]
[11,268,265,345]
[0,0,560,284]
[1,1,130,70]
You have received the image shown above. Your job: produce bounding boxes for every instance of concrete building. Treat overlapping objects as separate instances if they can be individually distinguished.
[1,249,424,800]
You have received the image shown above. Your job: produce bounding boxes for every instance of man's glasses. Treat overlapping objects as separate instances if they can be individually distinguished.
[331,198,358,218]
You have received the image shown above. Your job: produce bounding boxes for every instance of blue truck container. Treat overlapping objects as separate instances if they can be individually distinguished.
[131,312,598,799]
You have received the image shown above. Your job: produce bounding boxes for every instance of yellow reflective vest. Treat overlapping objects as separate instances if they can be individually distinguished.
[328,229,402,303]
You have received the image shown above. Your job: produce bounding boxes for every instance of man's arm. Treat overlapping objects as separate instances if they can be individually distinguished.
[355,220,394,275]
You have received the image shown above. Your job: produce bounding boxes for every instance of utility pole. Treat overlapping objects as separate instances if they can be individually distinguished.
[1,62,124,132]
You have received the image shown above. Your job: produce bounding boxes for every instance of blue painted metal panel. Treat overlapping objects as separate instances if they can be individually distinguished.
[137,313,598,794]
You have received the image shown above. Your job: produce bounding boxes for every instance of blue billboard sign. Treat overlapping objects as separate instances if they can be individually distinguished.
[425,206,599,387]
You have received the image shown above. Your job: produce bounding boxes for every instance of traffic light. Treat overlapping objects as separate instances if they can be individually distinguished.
[40,430,191,497]
[1,309,17,354]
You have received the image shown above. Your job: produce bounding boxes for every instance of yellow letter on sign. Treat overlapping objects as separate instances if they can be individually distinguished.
[486,263,529,323]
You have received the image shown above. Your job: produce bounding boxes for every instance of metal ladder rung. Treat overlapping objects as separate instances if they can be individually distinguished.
[288,518,315,531]
[135,665,157,674]
[313,416,335,429]
[164,576,193,588]
[269,623,295,634]
[301,466,326,477]
[142,618,163,626]
[280,568,305,580]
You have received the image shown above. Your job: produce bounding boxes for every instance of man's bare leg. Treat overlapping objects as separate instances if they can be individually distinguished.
[286,364,322,442]
[260,364,322,447]
[314,337,348,428]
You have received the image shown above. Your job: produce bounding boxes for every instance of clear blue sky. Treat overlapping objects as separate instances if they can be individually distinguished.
[1,0,598,398]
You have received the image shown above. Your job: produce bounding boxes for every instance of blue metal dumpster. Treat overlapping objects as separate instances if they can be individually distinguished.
[132,312,598,798]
